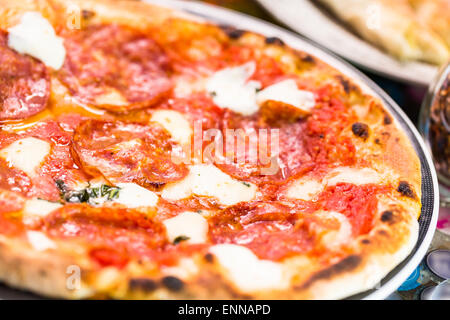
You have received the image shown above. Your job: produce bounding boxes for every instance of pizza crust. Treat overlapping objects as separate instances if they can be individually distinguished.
[0,203,419,299]
[0,0,422,300]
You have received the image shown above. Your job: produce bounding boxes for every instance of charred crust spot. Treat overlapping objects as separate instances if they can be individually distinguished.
[149,182,166,190]
[228,29,245,39]
[265,36,284,46]
[298,255,362,289]
[81,9,95,20]
[374,138,381,145]
[129,278,158,292]
[383,114,393,125]
[361,239,371,245]
[300,54,315,63]
[336,75,351,94]
[397,181,416,199]
[377,229,389,237]
[204,253,214,263]
[161,276,184,292]
[381,210,394,223]
[219,25,245,39]
[351,122,369,140]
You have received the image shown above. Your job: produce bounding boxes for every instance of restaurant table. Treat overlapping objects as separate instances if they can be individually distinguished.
[197,0,450,300]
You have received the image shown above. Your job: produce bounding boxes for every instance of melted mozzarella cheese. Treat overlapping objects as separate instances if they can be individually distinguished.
[113,183,158,208]
[150,110,193,145]
[206,62,261,116]
[8,12,66,70]
[256,79,316,112]
[286,179,323,201]
[326,167,381,186]
[26,231,56,251]
[209,244,286,292]
[0,137,51,177]
[315,211,352,248]
[163,211,208,244]
[161,164,257,206]
[23,198,62,217]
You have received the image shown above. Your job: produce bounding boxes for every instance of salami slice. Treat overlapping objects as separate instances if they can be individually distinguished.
[0,31,50,121]
[0,158,33,196]
[0,189,24,215]
[72,120,188,189]
[209,201,314,260]
[58,24,172,113]
[43,204,167,267]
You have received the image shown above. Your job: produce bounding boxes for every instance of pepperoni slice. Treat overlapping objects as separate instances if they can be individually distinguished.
[214,113,313,186]
[167,93,224,131]
[209,202,314,260]
[58,24,172,113]
[318,184,385,236]
[42,204,166,265]
[0,189,25,214]
[0,30,50,120]
[72,120,188,189]
[0,121,89,201]
[42,204,204,267]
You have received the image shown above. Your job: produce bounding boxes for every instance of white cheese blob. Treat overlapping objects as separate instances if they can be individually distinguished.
[206,62,261,116]
[163,211,208,244]
[326,167,381,186]
[26,231,56,251]
[150,110,193,145]
[313,211,352,248]
[23,198,62,218]
[113,183,158,208]
[8,12,66,70]
[209,244,286,292]
[286,179,323,201]
[161,164,257,206]
[0,137,51,177]
[256,79,316,112]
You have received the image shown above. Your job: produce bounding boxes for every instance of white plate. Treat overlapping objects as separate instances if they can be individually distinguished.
[256,0,440,86]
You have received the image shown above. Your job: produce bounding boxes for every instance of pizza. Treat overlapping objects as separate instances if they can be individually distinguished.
[315,0,450,65]
[0,0,421,299]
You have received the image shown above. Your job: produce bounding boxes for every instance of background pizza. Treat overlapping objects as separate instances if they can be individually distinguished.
[0,0,421,299]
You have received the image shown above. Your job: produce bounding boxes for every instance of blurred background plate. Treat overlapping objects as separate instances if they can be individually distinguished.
[256,0,439,86]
